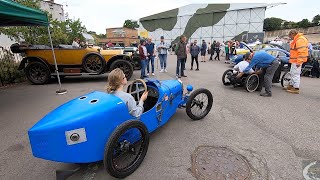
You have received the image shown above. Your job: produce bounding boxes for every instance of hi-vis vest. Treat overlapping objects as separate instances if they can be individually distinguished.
[289,33,309,64]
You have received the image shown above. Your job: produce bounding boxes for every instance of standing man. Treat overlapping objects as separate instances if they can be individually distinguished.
[157,36,169,73]
[214,41,221,61]
[190,40,200,71]
[209,40,216,60]
[200,40,207,62]
[175,35,188,78]
[138,39,148,79]
[145,38,156,76]
[238,51,279,97]
[286,30,309,94]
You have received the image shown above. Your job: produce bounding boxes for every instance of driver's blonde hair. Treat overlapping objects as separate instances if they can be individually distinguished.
[106,68,124,93]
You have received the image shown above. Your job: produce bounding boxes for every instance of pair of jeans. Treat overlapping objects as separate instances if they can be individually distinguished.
[147,56,155,73]
[215,50,220,60]
[191,56,199,69]
[176,58,186,76]
[140,59,147,78]
[158,54,167,69]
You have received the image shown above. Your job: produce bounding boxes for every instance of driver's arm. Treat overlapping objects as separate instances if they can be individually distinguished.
[127,95,144,118]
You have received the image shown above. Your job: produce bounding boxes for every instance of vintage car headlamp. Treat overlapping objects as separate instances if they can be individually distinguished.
[186,85,193,92]
[65,128,87,145]
[70,133,80,142]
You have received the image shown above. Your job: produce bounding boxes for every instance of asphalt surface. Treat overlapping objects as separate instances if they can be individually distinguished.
[0,54,319,180]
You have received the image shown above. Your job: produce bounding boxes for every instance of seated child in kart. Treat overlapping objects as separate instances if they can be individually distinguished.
[229,53,254,85]
[106,68,148,117]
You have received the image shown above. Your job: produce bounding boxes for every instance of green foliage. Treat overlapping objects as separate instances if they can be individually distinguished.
[263,17,284,31]
[312,15,320,25]
[0,49,26,85]
[264,14,320,31]
[0,0,87,46]
[298,19,311,28]
[123,20,139,29]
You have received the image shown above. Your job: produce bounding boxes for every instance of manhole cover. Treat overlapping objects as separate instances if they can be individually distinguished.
[191,146,251,180]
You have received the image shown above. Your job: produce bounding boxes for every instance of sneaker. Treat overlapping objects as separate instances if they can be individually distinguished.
[195,69,199,71]
[182,75,187,77]
[190,68,193,70]
[164,69,168,72]
[286,88,299,94]
[159,69,164,73]
[146,73,150,76]
[260,93,272,97]
[152,73,155,76]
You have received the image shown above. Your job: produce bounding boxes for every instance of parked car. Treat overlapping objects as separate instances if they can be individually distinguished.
[10,43,134,84]
[28,78,213,178]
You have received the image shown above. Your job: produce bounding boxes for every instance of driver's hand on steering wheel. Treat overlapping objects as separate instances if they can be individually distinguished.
[141,91,149,102]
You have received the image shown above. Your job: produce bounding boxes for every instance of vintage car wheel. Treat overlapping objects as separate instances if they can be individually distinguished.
[82,53,106,74]
[186,88,213,120]
[281,71,291,87]
[245,74,259,92]
[104,120,149,178]
[25,61,50,85]
[222,69,233,86]
[110,60,133,80]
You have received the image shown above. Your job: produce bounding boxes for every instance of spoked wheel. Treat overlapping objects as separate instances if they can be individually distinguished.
[104,120,149,178]
[186,88,213,120]
[25,61,50,85]
[110,60,133,80]
[222,69,234,86]
[245,74,259,92]
[281,71,291,87]
[82,53,106,74]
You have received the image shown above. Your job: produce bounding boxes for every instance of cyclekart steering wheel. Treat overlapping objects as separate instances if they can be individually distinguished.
[128,79,147,103]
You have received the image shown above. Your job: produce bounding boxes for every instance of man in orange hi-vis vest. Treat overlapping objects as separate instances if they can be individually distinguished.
[286,29,309,94]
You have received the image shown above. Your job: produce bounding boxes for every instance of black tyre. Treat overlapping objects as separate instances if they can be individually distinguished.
[186,88,213,120]
[110,60,133,80]
[245,74,259,92]
[82,53,106,74]
[222,69,234,86]
[104,120,149,178]
[25,61,50,85]
[281,71,291,87]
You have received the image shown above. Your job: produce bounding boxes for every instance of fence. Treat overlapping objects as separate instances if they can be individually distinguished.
[0,46,25,86]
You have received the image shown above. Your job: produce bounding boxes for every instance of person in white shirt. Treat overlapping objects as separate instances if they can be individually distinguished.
[72,37,80,48]
[233,52,254,74]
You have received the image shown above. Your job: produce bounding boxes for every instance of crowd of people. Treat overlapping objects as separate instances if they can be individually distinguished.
[136,35,246,79]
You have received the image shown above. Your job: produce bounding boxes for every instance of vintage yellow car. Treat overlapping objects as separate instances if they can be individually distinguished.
[10,44,134,84]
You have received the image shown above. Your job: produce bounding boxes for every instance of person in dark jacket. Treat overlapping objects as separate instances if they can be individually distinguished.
[214,41,221,61]
[200,40,207,62]
[190,40,200,71]
[209,40,216,60]
[175,35,188,78]
[138,39,148,79]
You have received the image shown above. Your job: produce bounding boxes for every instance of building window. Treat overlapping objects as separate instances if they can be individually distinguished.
[112,29,126,38]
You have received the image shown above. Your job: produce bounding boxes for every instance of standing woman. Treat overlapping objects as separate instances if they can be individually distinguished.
[200,40,207,62]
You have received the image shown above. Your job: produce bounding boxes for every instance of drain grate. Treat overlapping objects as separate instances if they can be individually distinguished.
[191,146,251,180]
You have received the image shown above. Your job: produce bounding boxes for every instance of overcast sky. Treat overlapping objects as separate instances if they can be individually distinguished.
[55,0,320,34]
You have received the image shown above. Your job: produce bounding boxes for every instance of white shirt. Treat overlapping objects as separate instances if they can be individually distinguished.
[72,41,80,48]
[234,61,254,73]
[142,45,148,57]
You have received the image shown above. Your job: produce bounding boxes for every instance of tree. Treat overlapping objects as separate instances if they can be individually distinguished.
[263,17,284,31]
[312,14,320,26]
[298,19,311,28]
[0,0,87,46]
[123,20,139,29]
